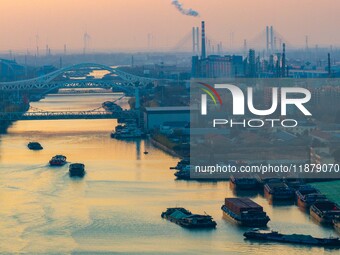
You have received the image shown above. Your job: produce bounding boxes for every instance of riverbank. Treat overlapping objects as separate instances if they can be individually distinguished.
[150,136,181,158]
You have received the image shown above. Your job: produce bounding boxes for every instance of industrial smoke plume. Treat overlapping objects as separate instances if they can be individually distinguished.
[172,0,199,17]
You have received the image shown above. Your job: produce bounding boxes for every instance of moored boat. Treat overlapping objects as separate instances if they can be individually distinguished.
[310,201,340,225]
[161,208,216,229]
[230,173,259,190]
[111,123,145,139]
[221,197,270,227]
[174,169,190,180]
[244,229,340,247]
[49,155,67,166]
[170,158,190,170]
[296,185,327,209]
[264,182,295,201]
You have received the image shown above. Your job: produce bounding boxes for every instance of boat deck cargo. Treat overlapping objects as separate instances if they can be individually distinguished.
[69,163,86,177]
[161,208,217,229]
[296,185,327,209]
[49,155,67,166]
[264,182,295,200]
[221,198,270,227]
[230,173,259,190]
[244,229,340,247]
[310,201,340,225]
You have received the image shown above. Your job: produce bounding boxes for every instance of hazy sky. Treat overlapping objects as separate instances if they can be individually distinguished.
[0,0,339,53]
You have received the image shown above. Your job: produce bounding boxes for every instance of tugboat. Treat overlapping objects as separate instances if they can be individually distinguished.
[27,142,43,150]
[49,155,67,166]
[69,163,85,177]
[161,208,217,229]
[221,198,270,227]
[244,229,340,247]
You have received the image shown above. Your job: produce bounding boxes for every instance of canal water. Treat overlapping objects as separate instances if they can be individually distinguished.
[0,92,339,254]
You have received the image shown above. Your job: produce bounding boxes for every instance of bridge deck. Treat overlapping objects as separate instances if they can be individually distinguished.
[0,110,138,121]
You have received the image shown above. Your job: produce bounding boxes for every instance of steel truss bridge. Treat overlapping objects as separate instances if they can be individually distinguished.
[0,63,157,121]
[0,109,138,121]
[0,63,157,92]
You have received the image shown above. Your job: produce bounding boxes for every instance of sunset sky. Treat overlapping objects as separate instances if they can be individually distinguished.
[0,0,339,53]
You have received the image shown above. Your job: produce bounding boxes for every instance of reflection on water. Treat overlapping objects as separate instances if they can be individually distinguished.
[0,93,338,254]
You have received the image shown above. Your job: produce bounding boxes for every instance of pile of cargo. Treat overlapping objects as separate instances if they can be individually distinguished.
[310,201,340,225]
[161,207,217,229]
[296,185,327,209]
[264,182,295,200]
[221,198,270,227]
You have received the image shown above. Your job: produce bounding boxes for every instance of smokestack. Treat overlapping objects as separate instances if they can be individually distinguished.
[266,26,269,53]
[192,27,196,53]
[244,39,247,56]
[201,21,206,59]
[282,43,286,77]
[196,27,200,54]
[270,26,274,51]
[328,53,331,77]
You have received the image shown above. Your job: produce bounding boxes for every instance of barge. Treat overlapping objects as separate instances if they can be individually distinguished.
[49,155,67,166]
[221,198,270,227]
[230,174,259,190]
[310,201,340,225]
[69,163,86,177]
[264,182,295,200]
[161,208,216,229]
[244,229,340,247]
[296,185,327,209]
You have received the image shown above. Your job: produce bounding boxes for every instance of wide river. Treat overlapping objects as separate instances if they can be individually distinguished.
[0,91,339,254]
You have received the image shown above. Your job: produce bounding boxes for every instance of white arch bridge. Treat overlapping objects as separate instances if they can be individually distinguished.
[0,63,158,121]
[0,63,157,92]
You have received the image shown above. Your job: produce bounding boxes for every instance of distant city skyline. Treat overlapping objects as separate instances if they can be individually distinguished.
[1,0,340,53]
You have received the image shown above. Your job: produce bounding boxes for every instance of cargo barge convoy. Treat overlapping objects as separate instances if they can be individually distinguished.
[161,208,217,229]
[244,229,340,247]
[221,198,270,227]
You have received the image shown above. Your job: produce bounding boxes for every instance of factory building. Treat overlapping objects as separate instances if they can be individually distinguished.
[191,21,244,78]
[144,106,191,130]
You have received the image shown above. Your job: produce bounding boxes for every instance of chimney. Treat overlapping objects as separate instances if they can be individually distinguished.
[201,21,206,59]
[192,27,196,54]
[266,26,269,53]
[282,43,286,77]
[196,27,200,54]
[328,53,331,77]
[270,26,274,51]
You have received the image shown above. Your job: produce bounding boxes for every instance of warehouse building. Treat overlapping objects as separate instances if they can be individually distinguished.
[144,106,191,131]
